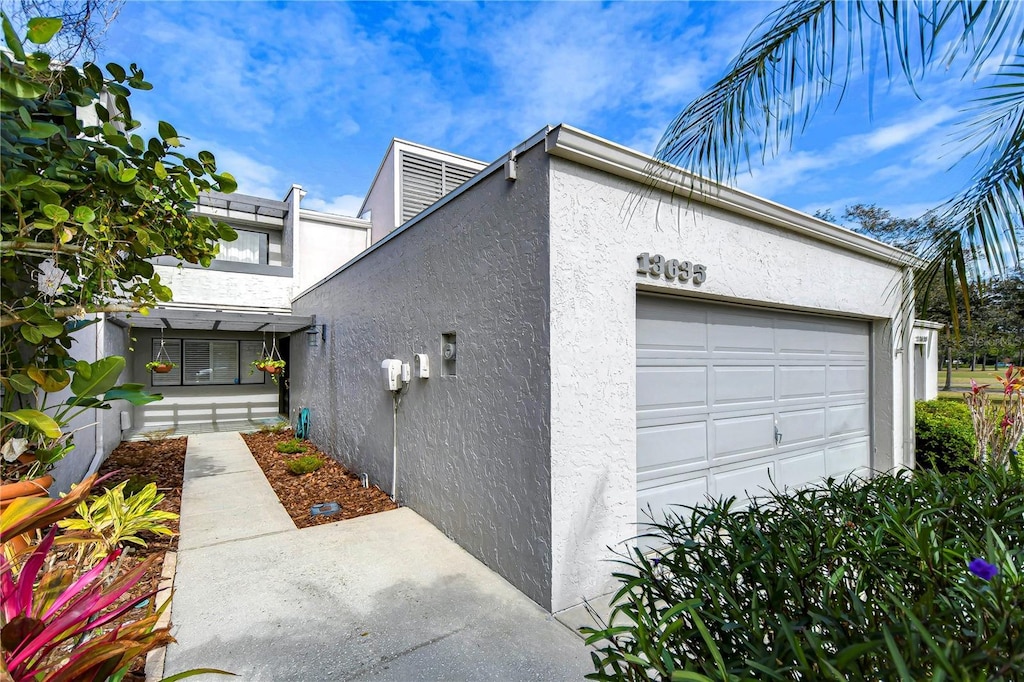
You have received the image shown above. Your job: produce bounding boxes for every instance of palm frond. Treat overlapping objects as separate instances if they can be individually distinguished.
[655,1,1023,184]
[916,55,1024,314]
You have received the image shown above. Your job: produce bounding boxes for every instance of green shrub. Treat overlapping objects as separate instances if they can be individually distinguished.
[916,399,976,472]
[275,438,307,455]
[286,455,323,475]
[583,466,1024,680]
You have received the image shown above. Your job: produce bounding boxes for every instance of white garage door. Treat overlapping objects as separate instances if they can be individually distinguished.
[636,295,872,525]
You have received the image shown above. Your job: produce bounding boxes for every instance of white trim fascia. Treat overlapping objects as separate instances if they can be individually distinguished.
[295,127,552,302]
[913,320,946,330]
[298,209,372,229]
[544,124,924,268]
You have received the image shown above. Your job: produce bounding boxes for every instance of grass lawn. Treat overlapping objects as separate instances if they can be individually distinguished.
[936,367,1013,402]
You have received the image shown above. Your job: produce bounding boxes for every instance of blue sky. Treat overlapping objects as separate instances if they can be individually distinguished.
[97,1,1000,222]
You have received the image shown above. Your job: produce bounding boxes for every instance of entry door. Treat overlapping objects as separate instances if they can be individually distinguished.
[636,295,871,525]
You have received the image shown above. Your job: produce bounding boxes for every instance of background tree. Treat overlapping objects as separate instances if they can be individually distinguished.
[1,13,236,477]
[2,0,124,62]
[656,1,1022,324]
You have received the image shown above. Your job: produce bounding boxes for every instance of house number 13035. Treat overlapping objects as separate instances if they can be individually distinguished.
[637,253,707,285]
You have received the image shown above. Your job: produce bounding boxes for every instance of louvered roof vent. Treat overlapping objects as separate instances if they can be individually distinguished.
[400,151,478,224]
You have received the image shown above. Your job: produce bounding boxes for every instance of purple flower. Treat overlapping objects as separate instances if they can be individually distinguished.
[968,558,999,581]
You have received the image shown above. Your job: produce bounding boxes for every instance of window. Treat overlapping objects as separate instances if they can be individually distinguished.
[149,338,266,386]
[216,229,268,264]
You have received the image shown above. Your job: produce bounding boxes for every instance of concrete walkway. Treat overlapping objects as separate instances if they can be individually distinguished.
[163,432,592,681]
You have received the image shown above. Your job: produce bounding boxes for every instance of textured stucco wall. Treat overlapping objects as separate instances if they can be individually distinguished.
[291,145,553,608]
[48,317,130,492]
[129,329,280,429]
[294,216,370,292]
[546,156,909,611]
[153,265,294,312]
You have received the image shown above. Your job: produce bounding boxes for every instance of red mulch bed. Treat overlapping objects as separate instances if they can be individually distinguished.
[95,436,186,595]
[242,430,397,528]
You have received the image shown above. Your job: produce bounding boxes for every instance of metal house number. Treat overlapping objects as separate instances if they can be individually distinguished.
[636,252,707,285]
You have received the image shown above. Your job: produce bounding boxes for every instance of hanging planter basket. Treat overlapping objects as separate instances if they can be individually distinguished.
[148,332,176,374]
[147,362,176,374]
[251,332,285,384]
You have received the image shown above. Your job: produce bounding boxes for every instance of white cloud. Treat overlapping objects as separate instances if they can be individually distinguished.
[847,106,957,154]
[303,194,364,217]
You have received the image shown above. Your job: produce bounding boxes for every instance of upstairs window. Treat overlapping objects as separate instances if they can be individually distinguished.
[217,229,268,264]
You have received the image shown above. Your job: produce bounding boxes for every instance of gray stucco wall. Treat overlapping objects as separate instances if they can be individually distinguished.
[290,145,553,608]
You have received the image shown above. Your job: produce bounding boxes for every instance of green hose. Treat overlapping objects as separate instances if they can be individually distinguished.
[295,407,310,439]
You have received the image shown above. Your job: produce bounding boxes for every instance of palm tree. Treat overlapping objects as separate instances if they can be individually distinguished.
[655,1,1022,326]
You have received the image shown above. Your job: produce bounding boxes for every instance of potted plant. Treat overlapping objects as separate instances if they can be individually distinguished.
[146,360,177,374]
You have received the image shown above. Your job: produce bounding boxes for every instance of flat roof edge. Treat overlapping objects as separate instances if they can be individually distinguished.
[544,124,923,269]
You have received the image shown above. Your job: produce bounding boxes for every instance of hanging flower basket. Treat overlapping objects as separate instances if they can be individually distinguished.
[253,358,286,374]
[146,361,177,374]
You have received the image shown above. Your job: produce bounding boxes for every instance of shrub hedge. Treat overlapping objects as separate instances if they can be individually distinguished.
[584,466,1024,681]
[915,399,976,473]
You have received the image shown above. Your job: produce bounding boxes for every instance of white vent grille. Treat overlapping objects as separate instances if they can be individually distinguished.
[400,152,477,223]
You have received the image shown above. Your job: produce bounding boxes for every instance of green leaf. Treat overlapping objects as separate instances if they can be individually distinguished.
[106,62,126,81]
[73,206,96,224]
[153,161,167,180]
[20,324,43,344]
[24,51,51,72]
[103,386,162,406]
[26,17,62,45]
[42,204,70,223]
[159,668,237,681]
[2,12,26,60]
[7,374,36,394]
[118,167,138,183]
[157,120,178,141]
[26,121,60,139]
[0,72,47,99]
[70,356,126,397]
[217,223,238,241]
[213,172,237,194]
[1,409,62,439]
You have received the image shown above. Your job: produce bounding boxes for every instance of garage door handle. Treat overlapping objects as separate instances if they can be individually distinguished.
[774,425,782,446]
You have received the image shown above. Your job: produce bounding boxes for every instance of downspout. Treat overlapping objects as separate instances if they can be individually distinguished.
[901,267,916,470]
[87,314,106,476]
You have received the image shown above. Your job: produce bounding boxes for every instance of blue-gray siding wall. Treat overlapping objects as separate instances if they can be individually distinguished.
[290,145,553,608]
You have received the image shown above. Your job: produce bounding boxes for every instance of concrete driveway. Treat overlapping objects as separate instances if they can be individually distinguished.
[162,432,592,681]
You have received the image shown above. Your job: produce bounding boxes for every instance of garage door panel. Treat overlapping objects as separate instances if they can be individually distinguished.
[829,326,870,357]
[713,460,776,504]
[712,366,774,406]
[779,365,827,400]
[777,450,827,489]
[777,324,828,355]
[637,367,707,420]
[636,299,707,356]
[825,439,870,477]
[713,414,775,458]
[709,313,774,354]
[637,423,707,478]
[637,295,871,527]
[777,408,826,445]
[829,365,868,396]
[828,403,868,437]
